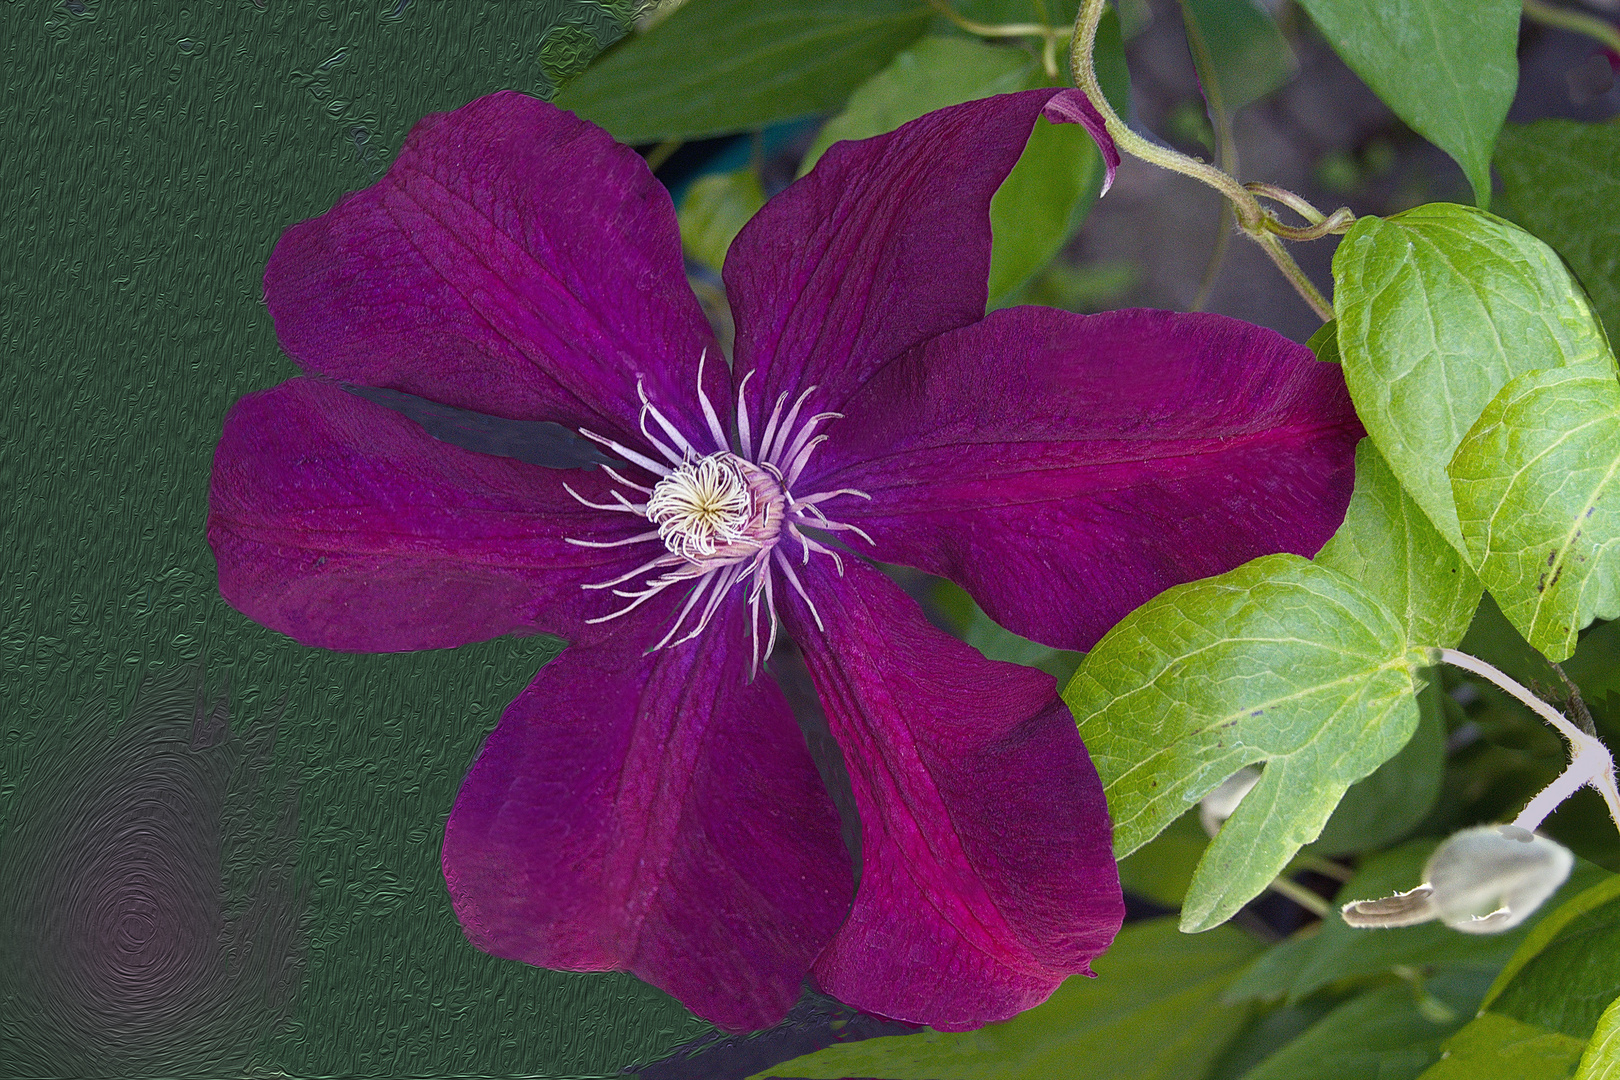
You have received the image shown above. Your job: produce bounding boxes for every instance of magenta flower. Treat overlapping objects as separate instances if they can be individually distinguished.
[208,89,1361,1032]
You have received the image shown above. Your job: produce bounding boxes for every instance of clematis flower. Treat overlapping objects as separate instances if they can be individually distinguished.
[208,88,1362,1032]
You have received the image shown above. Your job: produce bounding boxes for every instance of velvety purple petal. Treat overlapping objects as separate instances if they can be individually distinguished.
[264,91,725,447]
[780,559,1122,1031]
[442,591,854,1032]
[811,306,1363,653]
[723,89,1104,426]
[207,377,658,651]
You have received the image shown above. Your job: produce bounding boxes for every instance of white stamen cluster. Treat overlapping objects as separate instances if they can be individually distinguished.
[563,351,872,671]
[645,455,755,560]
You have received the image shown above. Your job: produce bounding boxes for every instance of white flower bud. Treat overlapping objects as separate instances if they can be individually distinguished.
[1199,766,1262,837]
[1341,825,1573,934]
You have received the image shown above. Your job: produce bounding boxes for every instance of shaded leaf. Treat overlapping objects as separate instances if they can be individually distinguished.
[1496,118,1620,343]
[1064,553,1424,932]
[1180,0,1296,116]
[745,918,1261,1080]
[798,27,1129,307]
[1307,319,1340,364]
[1238,970,1491,1080]
[677,167,766,273]
[1294,0,1517,205]
[1485,876,1620,1039]
[1415,1011,1585,1079]
[555,0,932,142]
[1334,203,1614,552]
[1117,809,1209,910]
[1450,362,1620,661]
[1317,439,1482,650]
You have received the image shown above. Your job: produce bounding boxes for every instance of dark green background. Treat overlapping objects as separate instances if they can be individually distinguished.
[1,2,713,1076]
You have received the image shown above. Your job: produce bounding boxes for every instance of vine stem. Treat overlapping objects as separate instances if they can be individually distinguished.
[1523,0,1620,55]
[1067,0,1339,322]
[1435,647,1620,834]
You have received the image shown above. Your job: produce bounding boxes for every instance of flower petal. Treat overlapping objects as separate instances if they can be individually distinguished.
[724,89,1104,427]
[780,558,1122,1031]
[207,377,656,651]
[814,306,1363,652]
[264,91,724,446]
[442,591,854,1032]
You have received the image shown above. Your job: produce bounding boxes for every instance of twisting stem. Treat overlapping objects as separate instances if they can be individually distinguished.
[1070,0,1262,228]
[1435,647,1620,835]
[1069,0,1347,321]
[1523,0,1620,54]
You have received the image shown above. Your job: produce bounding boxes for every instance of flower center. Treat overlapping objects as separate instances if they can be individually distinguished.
[646,452,784,564]
[564,352,873,671]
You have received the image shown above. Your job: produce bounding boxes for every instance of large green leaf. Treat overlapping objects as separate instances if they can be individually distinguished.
[1065,554,1425,932]
[1179,0,1295,117]
[745,918,1261,1080]
[1496,118,1620,344]
[1450,362,1620,661]
[1293,0,1517,205]
[1485,878,1620,1040]
[1316,439,1482,650]
[554,0,932,142]
[1307,673,1445,857]
[1237,970,1491,1080]
[798,27,1127,307]
[1416,1012,1585,1079]
[1333,203,1615,553]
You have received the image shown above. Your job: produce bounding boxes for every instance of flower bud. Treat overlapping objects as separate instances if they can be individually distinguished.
[1341,825,1573,934]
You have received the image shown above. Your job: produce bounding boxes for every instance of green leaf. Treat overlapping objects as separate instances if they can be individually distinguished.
[554,0,932,142]
[1179,0,1296,116]
[1117,808,1209,909]
[1317,439,1483,650]
[1307,319,1341,364]
[1484,876,1620,1038]
[1064,553,1424,932]
[1496,118,1620,344]
[798,29,1126,307]
[1576,994,1620,1080]
[745,918,1262,1080]
[1223,842,1609,1004]
[799,36,1032,169]
[932,580,1082,683]
[1293,0,1517,205]
[1237,970,1491,1080]
[1307,672,1446,857]
[1416,1012,1586,1079]
[1450,362,1620,661]
[1333,203,1615,553]
[676,167,766,273]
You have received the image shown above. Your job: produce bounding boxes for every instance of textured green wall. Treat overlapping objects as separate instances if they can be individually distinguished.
[0,2,711,1075]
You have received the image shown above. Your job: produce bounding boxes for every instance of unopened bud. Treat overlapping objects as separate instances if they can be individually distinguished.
[1199,766,1262,837]
[1341,825,1573,934]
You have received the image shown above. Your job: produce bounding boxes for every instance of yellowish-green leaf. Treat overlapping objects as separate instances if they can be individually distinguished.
[1064,553,1424,932]
[1450,362,1620,661]
[1333,203,1614,554]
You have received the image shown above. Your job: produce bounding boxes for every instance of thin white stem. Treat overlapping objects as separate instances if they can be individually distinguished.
[564,528,662,549]
[756,390,793,472]
[763,385,818,464]
[1436,647,1620,834]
